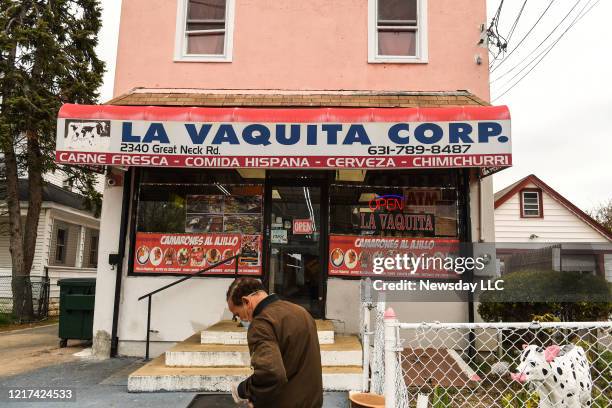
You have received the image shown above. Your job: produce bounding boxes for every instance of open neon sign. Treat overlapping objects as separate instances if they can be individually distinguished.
[369,194,405,212]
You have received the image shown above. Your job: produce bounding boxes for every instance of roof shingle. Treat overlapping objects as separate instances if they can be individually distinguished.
[106,88,490,108]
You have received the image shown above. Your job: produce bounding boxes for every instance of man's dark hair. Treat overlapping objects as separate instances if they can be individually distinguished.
[226,277,266,306]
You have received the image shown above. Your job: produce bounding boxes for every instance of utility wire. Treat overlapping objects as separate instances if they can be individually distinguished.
[506,0,528,45]
[494,0,593,91]
[491,0,583,84]
[492,0,600,102]
[488,0,508,69]
[491,0,556,73]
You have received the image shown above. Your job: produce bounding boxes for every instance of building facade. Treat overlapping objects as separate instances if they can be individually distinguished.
[54,0,512,359]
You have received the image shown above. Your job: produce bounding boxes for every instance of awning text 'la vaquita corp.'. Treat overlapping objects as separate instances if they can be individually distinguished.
[55,104,511,169]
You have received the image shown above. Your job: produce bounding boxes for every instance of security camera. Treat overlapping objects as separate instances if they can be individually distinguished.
[106,177,117,187]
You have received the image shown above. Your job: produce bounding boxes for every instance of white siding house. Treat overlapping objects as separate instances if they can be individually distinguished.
[494,174,612,280]
[0,179,101,315]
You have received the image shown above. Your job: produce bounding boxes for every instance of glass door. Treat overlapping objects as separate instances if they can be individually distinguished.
[265,182,325,317]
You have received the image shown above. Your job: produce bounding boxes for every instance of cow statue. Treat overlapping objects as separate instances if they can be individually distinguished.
[511,344,593,407]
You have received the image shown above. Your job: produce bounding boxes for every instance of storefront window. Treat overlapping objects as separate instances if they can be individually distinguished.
[133,168,264,275]
[330,170,459,238]
[328,170,462,279]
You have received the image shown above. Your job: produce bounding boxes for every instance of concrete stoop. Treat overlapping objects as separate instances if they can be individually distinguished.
[167,333,362,367]
[127,320,362,392]
[127,355,362,392]
[201,320,335,345]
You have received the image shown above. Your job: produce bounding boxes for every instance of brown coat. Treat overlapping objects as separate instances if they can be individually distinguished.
[238,294,323,408]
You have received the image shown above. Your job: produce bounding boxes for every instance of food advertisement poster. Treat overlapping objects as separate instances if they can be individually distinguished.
[133,232,262,275]
[328,235,460,279]
[185,194,262,234]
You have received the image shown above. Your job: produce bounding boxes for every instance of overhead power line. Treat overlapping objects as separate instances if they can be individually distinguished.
[491,0,583,84]
[490,0,556,73]
[488,0,528,69]
[506,0,528,45]
[492,0,601,102]
[487,0,508,69]
[494,0,595,92]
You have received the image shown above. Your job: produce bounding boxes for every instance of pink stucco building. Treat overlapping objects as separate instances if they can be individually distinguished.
[113,0,490,99]
[55,0,513,394]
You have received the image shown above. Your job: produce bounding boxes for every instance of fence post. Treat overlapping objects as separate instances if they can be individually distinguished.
[384,307,398,407]
[371,293,386,394]
[145,295,151,361]
[361,278,373,392]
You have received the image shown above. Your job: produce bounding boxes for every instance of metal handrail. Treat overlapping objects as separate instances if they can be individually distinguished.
[137,253,241,360]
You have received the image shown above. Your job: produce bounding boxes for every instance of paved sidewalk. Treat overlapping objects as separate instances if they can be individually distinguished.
[0,324,86,377]
[0,355,350,407]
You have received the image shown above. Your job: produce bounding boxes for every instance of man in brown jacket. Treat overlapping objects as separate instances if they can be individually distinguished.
[227,277,323,408]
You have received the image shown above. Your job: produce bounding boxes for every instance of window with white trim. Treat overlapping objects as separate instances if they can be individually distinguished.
[368,0,428,63]
[55,228,67,263]
[175,0,235,62]
[49,221,80,267]
[521,190,542,217]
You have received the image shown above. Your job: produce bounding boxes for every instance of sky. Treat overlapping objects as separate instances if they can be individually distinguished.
[95,0,611,212]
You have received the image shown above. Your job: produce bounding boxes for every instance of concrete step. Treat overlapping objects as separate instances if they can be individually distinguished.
[167,334,362,367]
[127,355,362,392]
[201,320,335,345]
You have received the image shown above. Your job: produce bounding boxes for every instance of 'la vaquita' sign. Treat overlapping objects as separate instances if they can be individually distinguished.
[56,104,512,169]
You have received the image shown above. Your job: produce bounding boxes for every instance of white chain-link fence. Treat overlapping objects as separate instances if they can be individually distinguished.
[383,319,611,407]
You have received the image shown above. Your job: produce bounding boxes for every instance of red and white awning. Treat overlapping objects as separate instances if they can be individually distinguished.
[56,104,511,170]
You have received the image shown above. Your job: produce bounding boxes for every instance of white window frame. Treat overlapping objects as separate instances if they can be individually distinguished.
[174,0,235,62]
[521,190,541,218]
[368,0,428,64]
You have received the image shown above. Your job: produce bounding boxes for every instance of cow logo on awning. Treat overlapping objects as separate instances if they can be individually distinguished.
[64,119,110,149]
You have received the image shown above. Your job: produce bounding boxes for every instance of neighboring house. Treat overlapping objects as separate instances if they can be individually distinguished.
[494,174,612,281]
[0,174,101,315]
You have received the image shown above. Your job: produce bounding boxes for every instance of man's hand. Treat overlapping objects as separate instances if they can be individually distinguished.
[230,382,249,406]
[248,403,254,408]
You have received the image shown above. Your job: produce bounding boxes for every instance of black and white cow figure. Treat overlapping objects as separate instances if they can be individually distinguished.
[67,121,109,147]
[511,344,592,407]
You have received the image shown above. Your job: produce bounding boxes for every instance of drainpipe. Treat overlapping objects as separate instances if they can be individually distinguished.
[477,171,483,243]
[464,169,475,324]
[110,168,132,357]
[463,169,476,360]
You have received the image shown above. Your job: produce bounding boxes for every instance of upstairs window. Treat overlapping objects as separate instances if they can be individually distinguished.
[520,189,543,218]
[369,0,428,63]
[175,0,235,62]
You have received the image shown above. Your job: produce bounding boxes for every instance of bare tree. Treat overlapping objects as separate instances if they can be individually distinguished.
[588,199,612,234]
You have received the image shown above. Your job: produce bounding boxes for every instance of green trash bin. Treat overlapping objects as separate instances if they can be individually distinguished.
[57,278,96,348]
